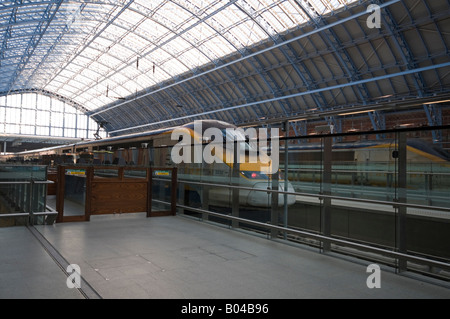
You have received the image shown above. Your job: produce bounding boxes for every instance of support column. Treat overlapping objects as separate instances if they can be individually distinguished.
[270,167,279,239]
[201,179,209,220]
[321,136,332,252]
[396,132,407,272]
[283,120,289,240]
[231,140,240,228]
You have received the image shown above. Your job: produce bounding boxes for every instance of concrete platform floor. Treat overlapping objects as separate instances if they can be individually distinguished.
[1,213,449,299]
[0,226,83,299]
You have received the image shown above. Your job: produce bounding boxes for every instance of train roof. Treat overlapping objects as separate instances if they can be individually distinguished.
[8,120,236,156]
[407,139,450,161]
[7,121,449,163]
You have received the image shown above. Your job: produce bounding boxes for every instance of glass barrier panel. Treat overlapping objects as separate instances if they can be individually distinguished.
[177,163,203,219]
[325,132,398,249]
[63,168,86,217]
[151,176,172,212]
[124,169,147,179]
[403,128,450,264]
[149,125,450,279]
[0,165,48,226]
[93,168,119,179]
[32,182,47,213]
[0,165,46,181]
[285,136,323,243]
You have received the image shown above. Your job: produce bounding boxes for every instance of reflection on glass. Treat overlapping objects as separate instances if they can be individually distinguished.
[63,169,86,216]
[0,165,48,226]
[152,179,172,212]
[94,168,119,178]
[124,169,147,179]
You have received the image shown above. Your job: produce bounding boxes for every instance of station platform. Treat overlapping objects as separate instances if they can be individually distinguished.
[1,212,449,299]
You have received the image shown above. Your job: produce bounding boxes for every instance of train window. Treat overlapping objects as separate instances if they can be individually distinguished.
[221,129,257,153]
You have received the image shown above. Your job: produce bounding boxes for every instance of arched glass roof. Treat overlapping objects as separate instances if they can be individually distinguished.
[0,0,358,112]
[1,0,449,138]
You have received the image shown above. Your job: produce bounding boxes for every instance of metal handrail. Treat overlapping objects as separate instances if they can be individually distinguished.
[0,211,58,218]
[150,198,450,272]
[0,179,56,224]
[174,178,450,213]
[0,181,34,185]
[0,213,29,217]
[0,180,54,184]
[283,168,450,176]
[33,211,58,216]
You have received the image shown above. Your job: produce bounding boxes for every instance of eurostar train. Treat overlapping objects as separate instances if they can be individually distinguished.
[0,120,296,208]
[282,138,450,188]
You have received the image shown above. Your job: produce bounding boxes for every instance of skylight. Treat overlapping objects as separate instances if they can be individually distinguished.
[0,0,359,112]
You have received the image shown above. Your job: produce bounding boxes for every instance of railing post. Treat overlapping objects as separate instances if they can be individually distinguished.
[178,176,185,215]
[28,179,33,226]
[270,170,279,239]
[171,167,177,216]
[283,120,289,240]
[321,136,332,252]
[85,166,93,222]
[147,167,153,218]
[56,165,65,223]
[396,132,407,272]
[231,140,240,228]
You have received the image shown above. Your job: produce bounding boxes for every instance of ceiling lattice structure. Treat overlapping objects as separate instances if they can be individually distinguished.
[0,0,449,136]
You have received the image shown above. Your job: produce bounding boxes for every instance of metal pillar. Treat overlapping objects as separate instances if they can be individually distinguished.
[201,173,209,221]
[231,140,240,228]
[321,136,332,252]
[396,132,407,272]
[270,164,279,239]
[283,120,289,239]
[423,104,443,143]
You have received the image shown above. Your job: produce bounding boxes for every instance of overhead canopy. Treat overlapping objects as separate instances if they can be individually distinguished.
[0,0,449,136]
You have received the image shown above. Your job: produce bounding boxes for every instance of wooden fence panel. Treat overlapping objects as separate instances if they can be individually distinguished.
[56,165,177,222]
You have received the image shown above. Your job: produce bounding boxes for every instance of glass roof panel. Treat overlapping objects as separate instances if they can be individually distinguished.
[96,54,123,71]
[178,48,211,68]
[0,0,359,112]
[161,57,191,77]
[134,74,156,88]
[308,0,328,14]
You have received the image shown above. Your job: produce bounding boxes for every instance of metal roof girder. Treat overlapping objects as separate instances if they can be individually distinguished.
[298,1,372,104]
[22,2,89,89]
[248,49,291,116]
[318,21,370,105]
[376,0,426,97]
[181,70,241,125]
[283,1,345,132]
[0,87,88,112]
[290,119,307,142]
[368,110,386,139]
[91,1,403,118]
[232,1,290,118]
[0,0,19,63]
[218,61,264,122]
[423,103,443,143]
[6,0,63,94]
[42,0,135,92]
[276,34,329,113]
[108,61,450,135]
